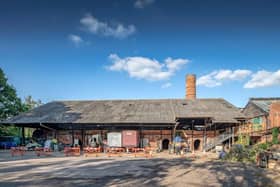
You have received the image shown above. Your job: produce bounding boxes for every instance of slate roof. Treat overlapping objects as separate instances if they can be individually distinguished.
[1,98,245,125]
[250,98,280,113]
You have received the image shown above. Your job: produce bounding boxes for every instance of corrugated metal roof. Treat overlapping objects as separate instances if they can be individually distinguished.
[1,98,245,124]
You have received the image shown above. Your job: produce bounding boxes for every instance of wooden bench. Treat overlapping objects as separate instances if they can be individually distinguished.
[35,147,52,156]
[106,147,125,157]
[84,147,102,157]
[64,147,80,156]
[10,147,26,157]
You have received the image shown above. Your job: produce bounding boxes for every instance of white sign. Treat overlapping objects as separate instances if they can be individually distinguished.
[108,132,122,147]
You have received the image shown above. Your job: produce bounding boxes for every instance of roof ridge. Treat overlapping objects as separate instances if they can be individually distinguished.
[250,97,280,101]
[52,98,226,102]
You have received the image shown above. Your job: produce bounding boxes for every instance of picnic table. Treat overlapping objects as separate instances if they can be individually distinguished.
[64,147,80,156]
[84,147,102,157]
[131,147,152,158]
[106,147,125,157]
[10,147,26,157]
[35,147,52,156]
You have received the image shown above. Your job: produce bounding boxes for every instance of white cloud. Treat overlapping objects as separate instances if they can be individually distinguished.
[214,69,252,80]
[161,82,172,88]
[107,54,190,81]
[68,34,84,46]
[134,0,155,8]
[197,71,222,87]
[197,69,252,87]
[244,70,280,88]
[80,14,136,39]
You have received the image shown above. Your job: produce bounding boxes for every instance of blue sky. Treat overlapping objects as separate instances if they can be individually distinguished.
[0,0,279,107]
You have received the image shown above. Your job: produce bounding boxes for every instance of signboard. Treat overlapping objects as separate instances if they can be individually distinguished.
[108,132,122,147]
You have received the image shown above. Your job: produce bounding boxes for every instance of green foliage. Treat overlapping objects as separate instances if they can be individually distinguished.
[225,142,273,163]
[0,68,42,136]
[272,128,279,145]
[0,68,26,120]
[24,95,42,111]
[0,125,20,136]
[237,134,250,146]
[255,142,272,152]
[225,144,256,163]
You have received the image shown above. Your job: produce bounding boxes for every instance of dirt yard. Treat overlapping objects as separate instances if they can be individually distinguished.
[0,151,279,187]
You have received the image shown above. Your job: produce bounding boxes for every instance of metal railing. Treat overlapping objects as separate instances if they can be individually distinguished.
[204,131,233,151]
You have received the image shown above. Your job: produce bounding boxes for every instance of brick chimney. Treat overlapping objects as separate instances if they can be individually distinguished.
[186,74,196,100]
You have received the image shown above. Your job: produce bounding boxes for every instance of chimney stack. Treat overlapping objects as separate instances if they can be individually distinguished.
[186,74,196,100]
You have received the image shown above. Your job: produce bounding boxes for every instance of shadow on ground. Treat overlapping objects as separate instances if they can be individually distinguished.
[0,155,278,187]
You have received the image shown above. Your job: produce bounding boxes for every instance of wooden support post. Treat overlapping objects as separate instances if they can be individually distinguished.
[192,120,194,153]
[170,128,173,143]
[265,115,268,143]
[214,124,216,137]
[139,128,142,148]
[173,122,178,140]
[71,126,74,146]
[228,127,231,149]
[203,126,206,153]
[21,127,25,146]
[81,129,84,150]
[232,126,235,145]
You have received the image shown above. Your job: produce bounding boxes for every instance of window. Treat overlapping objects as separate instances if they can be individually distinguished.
[252,117,263,130]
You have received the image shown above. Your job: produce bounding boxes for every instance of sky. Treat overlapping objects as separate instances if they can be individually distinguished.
[0,0,279,107]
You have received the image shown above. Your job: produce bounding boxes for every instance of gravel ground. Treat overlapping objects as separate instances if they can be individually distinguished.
[0,151,279,187]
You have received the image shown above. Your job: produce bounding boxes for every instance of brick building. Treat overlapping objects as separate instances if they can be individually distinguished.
[1,75,245,152]
[241,98,280,143]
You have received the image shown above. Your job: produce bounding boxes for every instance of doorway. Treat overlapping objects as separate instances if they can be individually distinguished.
[194,139,201,150]
[162,139,169,150]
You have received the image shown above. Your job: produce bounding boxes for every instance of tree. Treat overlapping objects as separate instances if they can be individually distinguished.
[24,95,42,110]
[0,68,27,136]
[23,95,42,138]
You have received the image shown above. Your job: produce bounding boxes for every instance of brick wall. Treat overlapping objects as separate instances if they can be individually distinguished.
[270,102,280,128]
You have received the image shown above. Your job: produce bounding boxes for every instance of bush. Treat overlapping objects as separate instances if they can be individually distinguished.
[272,128,279,145]
[225,144,252,162]
[237,134,250,146]
[225,142,273,163]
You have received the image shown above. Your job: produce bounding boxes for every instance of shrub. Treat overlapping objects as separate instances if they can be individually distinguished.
[237,134,250,146]
[272,128,279,145]
[225,142,273,163]
[225,144,255,162]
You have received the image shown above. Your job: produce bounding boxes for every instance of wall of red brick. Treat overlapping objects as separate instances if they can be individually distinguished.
[56,129,218,151]
[269,102,280,128]
[57,130,82,145]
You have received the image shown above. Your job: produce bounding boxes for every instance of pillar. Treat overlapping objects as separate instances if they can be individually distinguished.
[81,129,85,150]
[203,126,206,153]
[192,121,194,153]
[71,126,74,146]
[21,127,25,145]
[232,126,235,145]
